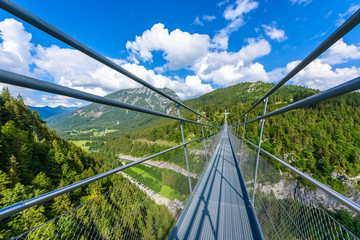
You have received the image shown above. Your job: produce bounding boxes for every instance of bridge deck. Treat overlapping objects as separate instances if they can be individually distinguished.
[169,127,263,239]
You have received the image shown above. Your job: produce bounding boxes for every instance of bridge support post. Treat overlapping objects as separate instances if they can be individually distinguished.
[239,114,247,163]
[177,105,193,195]
[199,111,209,163]
[251,98,268,205]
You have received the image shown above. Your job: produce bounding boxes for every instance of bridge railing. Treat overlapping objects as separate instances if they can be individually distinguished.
[0,0,223,238]
[230,6,360,239]
[229,131,359,239]
[9,131,223,239]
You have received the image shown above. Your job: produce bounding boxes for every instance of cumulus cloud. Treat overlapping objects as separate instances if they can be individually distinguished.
[321,38,360,65]
[0,18,33,76]
[120,63,213,99]
[287,59,360,90]
[269,58,360,91]
[126,23,210,70]
[193,38,271,85]
[213,0,259,49]
[262,23,288,42]
[0,18,215,107]
[336,4,360,26]
[34,44,214,100]
[34,45,138,96]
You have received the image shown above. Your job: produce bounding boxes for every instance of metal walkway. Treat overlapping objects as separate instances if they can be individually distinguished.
[169,127,263,239]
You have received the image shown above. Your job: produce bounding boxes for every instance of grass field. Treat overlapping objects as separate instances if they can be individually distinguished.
[70,140,90,151]
[122,161,185,201]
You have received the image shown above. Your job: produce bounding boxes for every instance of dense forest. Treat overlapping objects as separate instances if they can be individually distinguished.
[0,88,174,239]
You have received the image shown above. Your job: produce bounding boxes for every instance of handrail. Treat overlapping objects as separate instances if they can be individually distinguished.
[231,132,360,214]
[0,0,218,127]
[234,75,360,127]
[0,70,218,128]
[233,8,360,123]
[0,132,219,221]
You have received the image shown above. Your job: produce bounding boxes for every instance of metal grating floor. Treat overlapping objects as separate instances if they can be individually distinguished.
[169,128,263,240]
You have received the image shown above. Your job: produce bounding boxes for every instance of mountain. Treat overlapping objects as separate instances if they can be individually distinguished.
[29,106,78,119]
[48,87,180,132]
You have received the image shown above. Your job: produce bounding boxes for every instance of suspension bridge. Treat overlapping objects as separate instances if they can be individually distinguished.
[0,0,360,239]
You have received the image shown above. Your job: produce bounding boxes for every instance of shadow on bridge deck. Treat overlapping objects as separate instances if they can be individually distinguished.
[169,127,263,239]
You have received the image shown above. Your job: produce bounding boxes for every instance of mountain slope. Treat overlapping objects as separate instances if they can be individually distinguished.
[30,106,78,119]
[49,87,180,131]
[0,88,175,239]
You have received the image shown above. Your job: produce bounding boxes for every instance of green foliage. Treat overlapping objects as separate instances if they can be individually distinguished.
[0,89,175,238]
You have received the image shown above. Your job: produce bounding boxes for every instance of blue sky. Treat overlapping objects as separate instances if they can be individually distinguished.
[0,0,359,107]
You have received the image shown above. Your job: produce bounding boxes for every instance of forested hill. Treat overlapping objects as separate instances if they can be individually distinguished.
[49,87,180,131]
[101,82,360,194]
[0,88,174,239]
[192,82,360,193]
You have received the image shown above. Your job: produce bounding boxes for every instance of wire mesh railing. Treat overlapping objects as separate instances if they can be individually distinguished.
[9,131,223,239]
[229,131,360,239]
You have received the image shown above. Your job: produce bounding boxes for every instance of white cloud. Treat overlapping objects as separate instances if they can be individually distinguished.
[0,18,33,76]
[262,23,288,42]
[203,15,216,22]
[336,4,360,26]
[126,23,211,70]
[217,0,229,7]
[213,0,259,50]
[321,38,360,65]
[34,44,214,100]
[28,95,84,108]
[34,45,137,96]
[120,63,214,99]
[193,38,271,85]
[0,18,215,106]
[223,0,258,20]
[271,59,360,91]
[290,0,312,5]
[290,59,360,90]
[194,16,204,26]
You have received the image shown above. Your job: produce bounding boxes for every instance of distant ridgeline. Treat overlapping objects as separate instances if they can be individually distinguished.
[29,106,78,120]
[48,87,180,131]
[0,88,174,239]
